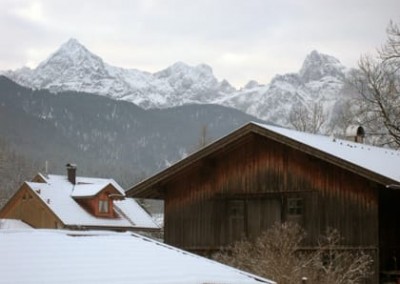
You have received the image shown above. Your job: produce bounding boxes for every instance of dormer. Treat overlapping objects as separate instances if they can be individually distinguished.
[65,164,125,218]
[72,184,125,218]
[94,186,122,218]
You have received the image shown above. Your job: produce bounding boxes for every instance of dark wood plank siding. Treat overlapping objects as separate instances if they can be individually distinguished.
[164,134,379,253]
[161,133,383,283]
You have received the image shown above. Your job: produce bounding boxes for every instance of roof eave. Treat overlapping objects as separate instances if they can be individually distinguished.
[63,224,160,231]
[126,122,257,198]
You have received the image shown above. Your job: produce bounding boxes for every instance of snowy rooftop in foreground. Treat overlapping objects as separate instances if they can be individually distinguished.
[256,123,400,183]
[0,229,274,284]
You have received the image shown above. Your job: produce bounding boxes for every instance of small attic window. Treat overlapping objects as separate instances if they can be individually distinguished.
[98,200,109,213]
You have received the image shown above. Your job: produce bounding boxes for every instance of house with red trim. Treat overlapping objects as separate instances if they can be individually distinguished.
[0,164,159,232]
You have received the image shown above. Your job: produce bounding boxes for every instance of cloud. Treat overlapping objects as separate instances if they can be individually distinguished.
[1,0,400,86]
[12,1,45,23]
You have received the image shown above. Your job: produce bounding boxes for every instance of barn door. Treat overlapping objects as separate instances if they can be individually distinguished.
[247,198,282,239]
[227,199,282,243]
[227,200,246,243]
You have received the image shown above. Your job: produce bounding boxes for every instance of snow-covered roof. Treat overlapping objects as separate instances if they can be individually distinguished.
[254,123,400,183]
[27,174,158,229]
[0,219,32,230]
[44,174,126,197]
[114,198,159,228]
[0,229,274,284]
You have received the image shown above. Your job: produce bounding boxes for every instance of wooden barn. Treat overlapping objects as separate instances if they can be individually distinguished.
[127,122,400,283]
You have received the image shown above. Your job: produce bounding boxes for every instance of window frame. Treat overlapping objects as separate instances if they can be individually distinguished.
[98,199,109,214]
[287,197,304,216]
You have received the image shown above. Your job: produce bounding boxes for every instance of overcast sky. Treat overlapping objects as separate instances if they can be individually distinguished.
[1,0,399,87]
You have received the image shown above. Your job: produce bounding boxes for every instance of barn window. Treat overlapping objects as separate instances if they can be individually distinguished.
[288,198,303,216]
[98,200,109,213]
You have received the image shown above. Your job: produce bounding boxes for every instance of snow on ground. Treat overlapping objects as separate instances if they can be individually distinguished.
[0,229,274,284]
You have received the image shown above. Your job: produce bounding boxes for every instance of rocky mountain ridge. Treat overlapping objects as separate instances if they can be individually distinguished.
[3,39,351,130]
[215,50,349,129]
[4,39,230,108]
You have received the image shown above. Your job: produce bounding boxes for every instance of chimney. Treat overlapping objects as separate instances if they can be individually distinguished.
[345,125,365,143]
[66,163,77,185]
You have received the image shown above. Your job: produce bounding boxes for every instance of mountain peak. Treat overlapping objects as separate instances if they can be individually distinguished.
[304,50,340,65]
[162,62,213,74]
[243,80,261,89]
[46,38,97,63]
[59,38,86,51]
[34,38,106,79]
[299,50,345,82]
[155,62,215,81]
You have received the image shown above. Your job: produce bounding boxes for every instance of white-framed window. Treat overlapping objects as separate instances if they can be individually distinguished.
[98,200,109,213]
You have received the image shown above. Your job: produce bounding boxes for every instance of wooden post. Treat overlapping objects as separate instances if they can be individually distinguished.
[301,277,308,284]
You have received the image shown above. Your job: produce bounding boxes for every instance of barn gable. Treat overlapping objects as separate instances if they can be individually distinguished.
[128,122,400,199]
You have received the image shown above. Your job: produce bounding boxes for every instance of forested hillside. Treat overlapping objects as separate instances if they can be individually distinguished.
[0,76,265,203]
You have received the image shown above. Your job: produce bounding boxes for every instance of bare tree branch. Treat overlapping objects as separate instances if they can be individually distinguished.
[213,223,373,284]
[289,102,326,134]
[348,21,400,148]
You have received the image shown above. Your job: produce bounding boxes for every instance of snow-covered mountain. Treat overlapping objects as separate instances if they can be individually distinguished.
[215,50,349,128]
[4,39,230,109]
[4,39,350,130]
